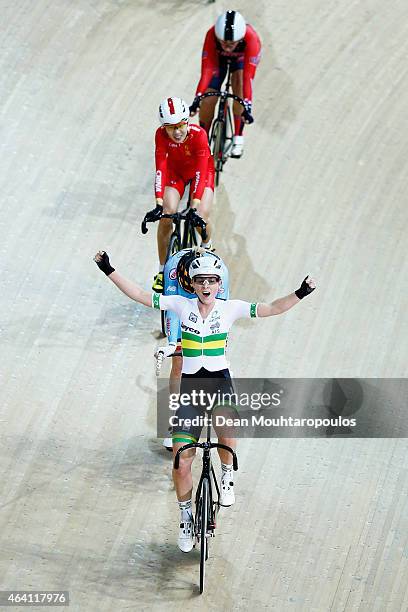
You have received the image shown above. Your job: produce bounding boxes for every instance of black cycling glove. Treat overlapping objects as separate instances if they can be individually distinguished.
[144,204,163,223]
[95,252,115,276]
[295,276,315,299]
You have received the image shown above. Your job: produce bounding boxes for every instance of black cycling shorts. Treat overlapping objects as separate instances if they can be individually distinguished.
[172,367,237,444]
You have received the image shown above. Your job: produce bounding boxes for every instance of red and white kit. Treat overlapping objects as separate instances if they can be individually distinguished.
[154,125,215,200]
[195,24,262,104]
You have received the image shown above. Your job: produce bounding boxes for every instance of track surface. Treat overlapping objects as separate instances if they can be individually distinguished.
[1,1,407,610]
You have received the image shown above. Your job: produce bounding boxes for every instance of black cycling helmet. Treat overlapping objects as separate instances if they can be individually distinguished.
[176,248,223,294]
[176,249,198,294]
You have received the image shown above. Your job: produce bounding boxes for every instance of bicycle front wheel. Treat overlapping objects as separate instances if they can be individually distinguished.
[210,120,226,187]
[199,478,210,594]
[181,210,199,249]
[167,233,180,259]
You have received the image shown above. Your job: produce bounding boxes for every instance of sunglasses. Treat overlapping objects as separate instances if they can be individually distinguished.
[164,121,189,130]
[193,276,220,285]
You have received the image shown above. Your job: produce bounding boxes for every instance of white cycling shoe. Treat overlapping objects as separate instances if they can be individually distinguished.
[231,135,244,158]
[178,518,194,553]
[219,471,235,507]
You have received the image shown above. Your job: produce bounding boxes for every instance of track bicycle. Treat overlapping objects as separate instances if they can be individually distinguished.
[190,60,254,186]
[141,205,207,335]
[174,414,238,594]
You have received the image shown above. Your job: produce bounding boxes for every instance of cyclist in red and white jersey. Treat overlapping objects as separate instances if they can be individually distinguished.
[143,97,215,292]
[193,10,262,158]
[94,249,316,552]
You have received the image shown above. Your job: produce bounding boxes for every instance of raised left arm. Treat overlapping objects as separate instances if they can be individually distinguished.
[257,276,316,318]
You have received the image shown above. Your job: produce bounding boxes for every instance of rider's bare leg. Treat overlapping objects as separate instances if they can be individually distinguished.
[199,88,218,134]
[173,443,196,501]
[231,70,244,136]
[170,355,182,394]
[196,186,213,246]
[157,186,180,265]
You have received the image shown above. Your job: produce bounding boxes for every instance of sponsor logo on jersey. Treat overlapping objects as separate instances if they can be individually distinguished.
[189,313,198,323]
[169,267,177,280]
[209,311,220,322]
[210,321,220,332]
[155,170,162,192]
[181,322,199,334]
[194,171,201,193]
[167,285,176,292]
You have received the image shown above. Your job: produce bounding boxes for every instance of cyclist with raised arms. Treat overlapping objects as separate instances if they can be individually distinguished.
[193,10,262,158]
[157,247,230,450]
[143,97,215,293]
[93,250,316,552]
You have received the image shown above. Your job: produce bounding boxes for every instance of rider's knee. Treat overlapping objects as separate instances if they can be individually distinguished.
[159,215,172,228]
[174,453,195,476]
[202,93,217,111]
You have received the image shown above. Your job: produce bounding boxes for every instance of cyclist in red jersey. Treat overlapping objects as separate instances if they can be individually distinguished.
[144,97,215,292]
[193,10,261,158]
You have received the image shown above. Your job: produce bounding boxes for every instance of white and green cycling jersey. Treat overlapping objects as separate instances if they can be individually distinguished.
[153,294,258,374]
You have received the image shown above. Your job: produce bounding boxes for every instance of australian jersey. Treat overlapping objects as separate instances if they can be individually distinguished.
[163,248,230,344]
[153,294,257,374]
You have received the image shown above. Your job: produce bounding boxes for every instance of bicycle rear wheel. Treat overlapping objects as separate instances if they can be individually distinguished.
[199,478,210,594]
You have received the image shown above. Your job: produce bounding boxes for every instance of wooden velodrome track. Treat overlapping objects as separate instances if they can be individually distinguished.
[1,0,407,610]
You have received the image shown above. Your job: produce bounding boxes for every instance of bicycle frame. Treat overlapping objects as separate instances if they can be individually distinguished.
[141,205,207,336]
[211,61,234,160]
[192,61,250,185]
[174,419,238,593]
[163,204,206,263]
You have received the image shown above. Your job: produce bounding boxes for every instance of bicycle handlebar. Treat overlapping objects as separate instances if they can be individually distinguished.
[141,207,207,241]
[190,93,254,124]
[174,441,238,471]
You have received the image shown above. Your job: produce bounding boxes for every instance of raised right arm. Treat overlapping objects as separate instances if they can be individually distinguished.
[94,251,151,307]
[108,270,152,307]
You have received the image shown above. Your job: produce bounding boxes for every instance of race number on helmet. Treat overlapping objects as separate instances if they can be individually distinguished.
[159,97,189,125]
[215,10,246,42]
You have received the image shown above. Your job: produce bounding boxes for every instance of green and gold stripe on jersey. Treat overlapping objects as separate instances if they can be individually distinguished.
[181,331,228,357]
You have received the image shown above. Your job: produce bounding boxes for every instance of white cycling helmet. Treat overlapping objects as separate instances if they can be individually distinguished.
[189,253,223,279]
[159,97,189,125]
[215,10,246,42]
